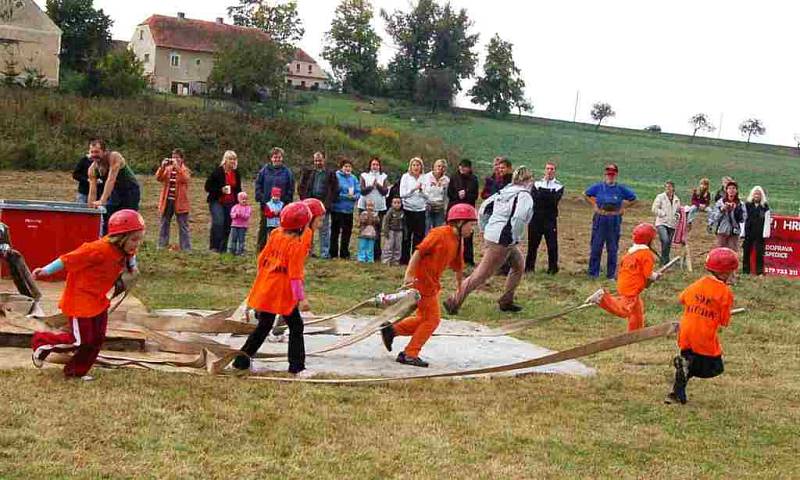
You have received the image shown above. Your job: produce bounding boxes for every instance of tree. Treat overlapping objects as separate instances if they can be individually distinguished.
[46,0,113,73]
[381,0,478,105]
[227,0,304,54]
[208,36,286,103]
[644,125,662,133]
[590,102,615,130]
[689,113,715,142]
[794,133,800,153]
[414,67,454,112]
[739,118,765,144]
[322,0,381,95]
[468,34,528,117]
[90,49,147,98]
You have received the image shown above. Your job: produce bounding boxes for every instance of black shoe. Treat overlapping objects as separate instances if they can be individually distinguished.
[443,298,459,316]
[499,303,523,313]
[232,354,250,370]
[547,267,559,275]
[396,352,429,368]
[380,322,395,352]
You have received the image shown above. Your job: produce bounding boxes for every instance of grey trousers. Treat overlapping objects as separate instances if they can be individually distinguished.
[449,240,525,308]
[382,230,403,265]
[158,199,191,250]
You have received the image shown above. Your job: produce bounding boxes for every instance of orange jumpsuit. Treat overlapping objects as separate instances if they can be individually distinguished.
[598,245,655,331]
[393,226,463,357]
[677,276,734,357]
[247,228,307,316]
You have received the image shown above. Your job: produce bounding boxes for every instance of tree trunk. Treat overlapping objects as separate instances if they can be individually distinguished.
[747,131,752,144]
[595,119,602,130]
[691,127,699,143]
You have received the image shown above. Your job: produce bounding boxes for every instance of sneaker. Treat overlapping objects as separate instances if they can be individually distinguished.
[80,375,95,382]
[380,322,395,352]
[31,350,45,369]
[584,288,605,305]
[664,392,681,405]
[294,368,317,379]
[267,332,287,343]
[232,354,250,371]
[443,298,459,316]
[498,303,523,313]
[27,301,45,318]
[396,352,429,368]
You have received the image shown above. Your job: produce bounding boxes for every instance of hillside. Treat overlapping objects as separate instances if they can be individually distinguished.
[301,94,800,213]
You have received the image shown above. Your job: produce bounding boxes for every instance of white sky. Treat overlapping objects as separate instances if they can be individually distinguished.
[34,0,800,146]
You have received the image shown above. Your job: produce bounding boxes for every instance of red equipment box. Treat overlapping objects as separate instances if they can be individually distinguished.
[0,200,103,281]
[763,215,800,278]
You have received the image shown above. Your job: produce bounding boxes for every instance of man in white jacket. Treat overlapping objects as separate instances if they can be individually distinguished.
[445,167,534,313]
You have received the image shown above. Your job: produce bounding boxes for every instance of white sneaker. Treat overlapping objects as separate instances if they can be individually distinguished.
[80,375,95,382]
[294,368,317,379]
[585,288,605,305]
[267,332,287,343]
[31,350,44,368]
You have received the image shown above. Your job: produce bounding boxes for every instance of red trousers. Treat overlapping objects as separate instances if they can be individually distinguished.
[598,291,645,331]
[31,310,108,377]
[392,294,440,357]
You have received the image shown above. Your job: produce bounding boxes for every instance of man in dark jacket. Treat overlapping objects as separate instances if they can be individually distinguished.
[480,157,512,200]
[447,159,479,265]
[526,161,564,274]
[255,147,295,251]
[298,151,338,258]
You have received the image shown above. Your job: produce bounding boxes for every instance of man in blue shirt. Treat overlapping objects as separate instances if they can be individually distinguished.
[583,163,637,278]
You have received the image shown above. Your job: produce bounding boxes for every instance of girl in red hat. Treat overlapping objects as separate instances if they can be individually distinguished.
[30,209,145,380]
[233,202,313,376]
[665,247,737,405]
[586,223,661,331]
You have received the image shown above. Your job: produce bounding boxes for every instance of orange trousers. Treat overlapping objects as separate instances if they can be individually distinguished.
[392,294,440,357]
[598,291,645,331]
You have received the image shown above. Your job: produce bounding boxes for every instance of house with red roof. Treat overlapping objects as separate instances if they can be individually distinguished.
[130,12,327,95]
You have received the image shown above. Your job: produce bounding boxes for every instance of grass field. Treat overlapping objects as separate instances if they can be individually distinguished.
[0,172,798,478]
[302,94,800,214]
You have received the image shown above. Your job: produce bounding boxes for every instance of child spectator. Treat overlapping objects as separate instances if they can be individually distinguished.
[586,223,660,331]
[382,197,405,266]
[262,187,284,248]
[665,247,737,405]
[30,210,145,381]
[357,200,380,263]
[228,191,252,256]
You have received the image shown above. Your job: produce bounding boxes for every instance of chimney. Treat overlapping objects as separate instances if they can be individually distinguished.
[177,12,185,20]
[216,17,224,24]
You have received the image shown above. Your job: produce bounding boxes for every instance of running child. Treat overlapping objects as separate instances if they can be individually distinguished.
[30,210,145,380]
[586,223,660,331]
[379,204,478,367]
[665,247,737,405]
[233,202,313,376]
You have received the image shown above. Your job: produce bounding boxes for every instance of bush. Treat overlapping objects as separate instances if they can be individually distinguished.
[644,125,662,133]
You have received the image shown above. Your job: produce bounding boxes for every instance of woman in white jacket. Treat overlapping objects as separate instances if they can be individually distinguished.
[651,181,681,266]
[445,166,534,314]
[399,157,427,264]
[358,156,389,260]
[422,159,450,232]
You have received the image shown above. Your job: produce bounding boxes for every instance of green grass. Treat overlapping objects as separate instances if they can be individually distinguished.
[302,94,800,213]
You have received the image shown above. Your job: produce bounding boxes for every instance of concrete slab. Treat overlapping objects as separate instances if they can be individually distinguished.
[222,316,596,378]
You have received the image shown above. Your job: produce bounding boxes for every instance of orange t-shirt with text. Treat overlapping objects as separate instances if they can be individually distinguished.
[413,226,464,297]
[616,247,655,297]
[677,275,734,357]
[247,228,308,316]
[59,239,126,318]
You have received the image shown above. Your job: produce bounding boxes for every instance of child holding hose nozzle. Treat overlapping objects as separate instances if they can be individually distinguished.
[379,204,478,367]
[585,223,661,331]
[665,247,737,405]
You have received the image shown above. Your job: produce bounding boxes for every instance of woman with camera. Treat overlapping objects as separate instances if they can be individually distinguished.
[156,148,192,251]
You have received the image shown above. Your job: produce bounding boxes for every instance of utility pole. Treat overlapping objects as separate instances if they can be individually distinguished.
[572,90,580,122]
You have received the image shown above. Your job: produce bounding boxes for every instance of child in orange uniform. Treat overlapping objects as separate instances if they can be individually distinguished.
[665,247,737,405]
[233,202,313,375]
[586,223,661,331]
[30,210,145,380]
[379,204,478,367]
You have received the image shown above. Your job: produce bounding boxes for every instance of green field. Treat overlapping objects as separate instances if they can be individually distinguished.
[302,94,800,213]
[1,91,799,478]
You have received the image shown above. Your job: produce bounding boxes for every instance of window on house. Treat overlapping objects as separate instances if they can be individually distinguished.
[170,53,180,67]
[296,63,300,72]
[144,53,150,64]
[196,59,201,66]
[308,64,312,74]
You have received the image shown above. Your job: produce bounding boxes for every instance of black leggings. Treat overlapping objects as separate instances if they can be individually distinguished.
[233,307,305,373]
[400,210,426,265]
[742,237,765,275]
[330,211,354,259]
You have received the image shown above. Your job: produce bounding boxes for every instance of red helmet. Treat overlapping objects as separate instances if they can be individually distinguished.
[107,209,145,236]
[280,202,312,230]
[302,198,326,219]
[705,247,739,274]
[632,223,657,245]
[447,204,478,223]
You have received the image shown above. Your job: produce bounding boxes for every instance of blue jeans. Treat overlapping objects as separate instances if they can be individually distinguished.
[426,208,446,233]
[358,238,375,263]
[588,214,622,278]
[75,193,88,204]
[318,212,331,258]
[656,225,675,266]
[209,201,233,253]
[228,226,247,255]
